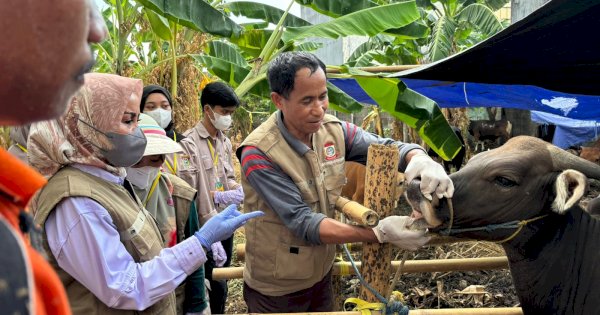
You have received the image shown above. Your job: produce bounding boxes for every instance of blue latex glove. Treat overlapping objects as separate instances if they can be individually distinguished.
[195,204,263,249]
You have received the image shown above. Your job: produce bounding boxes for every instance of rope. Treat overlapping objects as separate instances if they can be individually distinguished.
[342,245,409,315]
[439,200,548,244]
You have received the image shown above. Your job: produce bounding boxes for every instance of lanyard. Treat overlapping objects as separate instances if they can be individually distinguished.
[16,143,27,153]
[164,133,178,174]
[206,139,219,168]
[144,172,162,207]
[165,154,178,175]
[207,139,225,191]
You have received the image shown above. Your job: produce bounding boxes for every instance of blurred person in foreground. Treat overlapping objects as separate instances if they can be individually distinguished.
[237,52,454,313]
[0,0,107,313]
[28,73,262,314]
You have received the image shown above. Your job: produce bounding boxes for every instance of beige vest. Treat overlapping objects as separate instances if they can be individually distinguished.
[33,167,176,315]
[241,113,346,296]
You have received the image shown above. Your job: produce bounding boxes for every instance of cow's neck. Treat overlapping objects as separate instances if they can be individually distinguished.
[502,207,600,315]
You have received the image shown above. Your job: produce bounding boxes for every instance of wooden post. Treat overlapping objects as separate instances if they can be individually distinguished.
[332,210,345,310]
[359,144,399,302]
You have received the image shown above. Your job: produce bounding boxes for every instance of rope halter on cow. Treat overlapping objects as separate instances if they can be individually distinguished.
[439,199,549,244]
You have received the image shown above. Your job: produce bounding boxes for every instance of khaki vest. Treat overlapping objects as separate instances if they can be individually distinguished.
[240,113,346,296]
[33,167,176,315]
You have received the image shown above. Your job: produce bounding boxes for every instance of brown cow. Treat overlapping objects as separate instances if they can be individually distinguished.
[341,161,404,205]
[579,146,600,164]
[468,118,512,152]
[406,136,600,315]
[341,161,367,204]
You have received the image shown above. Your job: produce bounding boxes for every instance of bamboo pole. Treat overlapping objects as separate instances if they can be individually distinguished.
[235,236,472,262]
[212,257,509,280]
[326,65,420,74]
[335,196,379,227]
[360,144,399,302]
[233,308,523,315]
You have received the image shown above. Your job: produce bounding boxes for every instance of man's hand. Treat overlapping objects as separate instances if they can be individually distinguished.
[195,204,264,249]
[211,242,227,267]
[372,216,430,251]
[404,153,454,200]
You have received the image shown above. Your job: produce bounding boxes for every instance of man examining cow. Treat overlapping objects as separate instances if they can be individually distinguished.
[237,51,453,313]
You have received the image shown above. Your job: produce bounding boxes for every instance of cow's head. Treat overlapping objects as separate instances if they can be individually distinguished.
[407,136,600,242]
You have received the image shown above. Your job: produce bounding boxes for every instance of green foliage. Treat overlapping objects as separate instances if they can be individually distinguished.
[136,0,243,37]
[95,0,473,155]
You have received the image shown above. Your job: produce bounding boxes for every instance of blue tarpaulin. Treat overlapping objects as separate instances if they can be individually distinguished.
[329,78,600,148]
[329,78,600,121]
[531,111,600,149]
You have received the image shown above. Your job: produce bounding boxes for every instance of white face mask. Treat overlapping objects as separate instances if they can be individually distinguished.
[208,106,233,131]
[145,108,172,129]
[126,166,160,189]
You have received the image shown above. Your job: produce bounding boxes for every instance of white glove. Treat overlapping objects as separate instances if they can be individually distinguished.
[211,242,227,267]
[404,154,454,200]
[372,216,430,251]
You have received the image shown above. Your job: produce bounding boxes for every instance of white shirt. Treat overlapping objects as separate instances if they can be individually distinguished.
[45,164,206,311]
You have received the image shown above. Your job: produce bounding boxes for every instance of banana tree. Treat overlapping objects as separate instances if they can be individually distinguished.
[136,0,462,159]
[342,0,508,66]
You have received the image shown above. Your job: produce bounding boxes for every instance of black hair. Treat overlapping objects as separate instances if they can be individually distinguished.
[200,81,240,112]
[140,85,173,113]
[267,52,326,99]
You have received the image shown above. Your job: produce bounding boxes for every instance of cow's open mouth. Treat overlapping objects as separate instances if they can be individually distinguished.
[405,179,444,229]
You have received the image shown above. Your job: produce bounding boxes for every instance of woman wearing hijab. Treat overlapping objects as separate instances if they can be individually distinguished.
[140,85,182,142]
[140,85,182,175]
[27,73,262,314]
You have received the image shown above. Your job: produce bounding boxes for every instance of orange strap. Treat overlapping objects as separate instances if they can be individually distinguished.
[0,148,70,314]
[29,246,71,315]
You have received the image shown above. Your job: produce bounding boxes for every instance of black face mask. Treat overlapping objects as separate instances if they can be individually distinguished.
[78,118,147,167]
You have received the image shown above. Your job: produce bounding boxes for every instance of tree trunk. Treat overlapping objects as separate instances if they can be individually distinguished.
[359,145,399,302]
[508,0,550,137]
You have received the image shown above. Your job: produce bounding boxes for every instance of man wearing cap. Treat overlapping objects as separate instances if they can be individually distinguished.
[126,113,224,315]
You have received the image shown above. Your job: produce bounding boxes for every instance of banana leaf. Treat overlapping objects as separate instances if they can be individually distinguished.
[456,3,503,37]
[229,29,273,57]
[136,0,243,38]
[427,15,457,62]
[283,2,420,42]
[353,75,461,160]
[327,82,364,114]
[294,0,379,18]
[225,1,311,27]
[144,8,172,41]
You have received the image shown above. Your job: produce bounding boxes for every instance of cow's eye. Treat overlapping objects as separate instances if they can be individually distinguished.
[494,176,517,188]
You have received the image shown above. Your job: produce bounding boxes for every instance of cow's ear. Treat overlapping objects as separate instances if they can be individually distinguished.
[552,170,588,214]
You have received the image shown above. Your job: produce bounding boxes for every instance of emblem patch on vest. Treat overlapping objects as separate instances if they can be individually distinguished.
[180,155,191,169]
[324,142,338,161]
